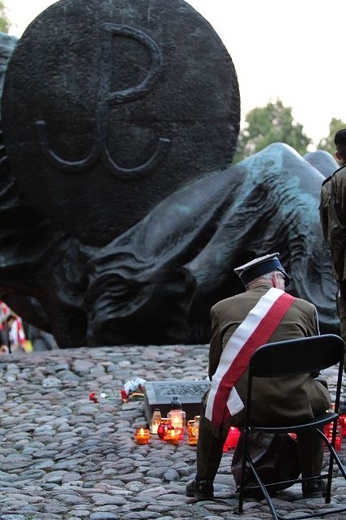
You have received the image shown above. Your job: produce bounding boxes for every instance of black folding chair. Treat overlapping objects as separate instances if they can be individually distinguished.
[237,334,346,520]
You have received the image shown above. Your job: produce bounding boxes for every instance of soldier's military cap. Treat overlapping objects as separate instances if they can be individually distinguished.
[234,252,290,286]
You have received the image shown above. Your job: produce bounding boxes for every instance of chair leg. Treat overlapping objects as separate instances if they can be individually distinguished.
[315,428,346,505]
[237,435,247,513]
[246,457,281,520]
[316,428,346,476]
[238,441,346,520]
[325,443,346,480]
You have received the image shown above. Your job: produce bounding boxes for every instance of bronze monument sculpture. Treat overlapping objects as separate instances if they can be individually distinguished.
[0,0,339,347]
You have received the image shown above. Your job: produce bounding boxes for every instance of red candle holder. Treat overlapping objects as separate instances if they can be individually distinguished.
[324,423,342,451]
[339,414,346,436]
[223,426,241,452]
[335,435,343,451]
[164,427,180,445]
[187,420,199,446]
[157,418,174,439]
[173,426,185,440]
[134,427,151,445]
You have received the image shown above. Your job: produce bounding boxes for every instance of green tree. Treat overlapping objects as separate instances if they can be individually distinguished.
[0,1,9,33]
[318,118,346,154]
[233,99,312,164]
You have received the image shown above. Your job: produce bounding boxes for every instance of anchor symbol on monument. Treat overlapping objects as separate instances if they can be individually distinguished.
[36,23,171,179]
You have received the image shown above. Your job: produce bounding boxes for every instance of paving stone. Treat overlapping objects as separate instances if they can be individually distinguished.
[0,344,345,520]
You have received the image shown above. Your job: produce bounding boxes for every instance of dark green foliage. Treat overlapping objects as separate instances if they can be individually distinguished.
[318,118,346,155]
[0,1,9,34]
[233,99,311,163]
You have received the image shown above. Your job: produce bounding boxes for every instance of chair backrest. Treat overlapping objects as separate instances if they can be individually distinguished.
[249,334,344,378]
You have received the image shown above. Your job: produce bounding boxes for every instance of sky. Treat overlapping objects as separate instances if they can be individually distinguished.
[5,0,346,146]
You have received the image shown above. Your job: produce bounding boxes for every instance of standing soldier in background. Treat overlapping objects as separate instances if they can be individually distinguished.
[320,128,346,363]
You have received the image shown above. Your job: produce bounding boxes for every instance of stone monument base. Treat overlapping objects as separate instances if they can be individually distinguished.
[143,379,210,423]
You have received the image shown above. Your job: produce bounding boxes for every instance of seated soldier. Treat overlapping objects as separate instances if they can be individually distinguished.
[186,253,331,500]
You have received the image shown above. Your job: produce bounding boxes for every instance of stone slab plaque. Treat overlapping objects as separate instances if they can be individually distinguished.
[143,379,210,423]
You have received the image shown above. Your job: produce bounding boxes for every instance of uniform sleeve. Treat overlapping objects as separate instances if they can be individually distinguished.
[208,306,223,380]
[306,303,319,337]
[335,173,346,224]
[319,179,331,242]
[330,173,346,281]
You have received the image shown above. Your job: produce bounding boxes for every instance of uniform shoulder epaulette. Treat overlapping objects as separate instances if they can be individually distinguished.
[322,175,332,186]
[333,164,346,176]
[322,163,346,184]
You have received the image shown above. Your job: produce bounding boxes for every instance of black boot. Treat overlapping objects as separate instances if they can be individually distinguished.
[302,477,326,498]
[186,479,214,500]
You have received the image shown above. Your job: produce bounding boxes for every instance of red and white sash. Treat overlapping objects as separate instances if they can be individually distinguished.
[205,288,296,428]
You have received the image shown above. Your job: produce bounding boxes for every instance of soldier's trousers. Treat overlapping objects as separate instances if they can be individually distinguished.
[336,290,346,371]
[196,403,325,482]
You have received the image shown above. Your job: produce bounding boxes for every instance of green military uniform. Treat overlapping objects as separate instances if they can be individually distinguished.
[320,163,346,349]
[197,282,331,481]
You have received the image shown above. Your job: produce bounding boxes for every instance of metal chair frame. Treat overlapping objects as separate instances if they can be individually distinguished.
[237,334,346,520]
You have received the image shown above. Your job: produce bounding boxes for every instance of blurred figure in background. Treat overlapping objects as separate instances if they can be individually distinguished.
[7,311,27,352]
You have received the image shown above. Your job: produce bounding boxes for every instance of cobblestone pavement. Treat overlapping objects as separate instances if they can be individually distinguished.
[0,344,346,520]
